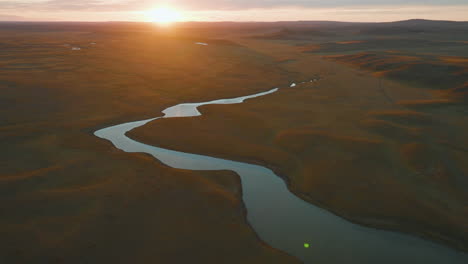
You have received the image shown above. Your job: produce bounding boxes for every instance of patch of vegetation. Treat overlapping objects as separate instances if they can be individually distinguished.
[326,52,468,91]
[0,24,298,263]
[130,31,468,251]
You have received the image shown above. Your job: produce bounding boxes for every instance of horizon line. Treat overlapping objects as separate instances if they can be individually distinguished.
[0,18,467,24]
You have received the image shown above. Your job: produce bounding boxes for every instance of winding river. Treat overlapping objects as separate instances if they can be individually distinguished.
[95,84,468,263]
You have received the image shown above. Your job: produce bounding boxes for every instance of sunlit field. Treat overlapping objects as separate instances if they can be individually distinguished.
[130,20,468,253]
[0,22,298,263]
[0,19,467,263]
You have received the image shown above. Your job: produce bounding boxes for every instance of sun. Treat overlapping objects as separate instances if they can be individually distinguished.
[146,7,182,26]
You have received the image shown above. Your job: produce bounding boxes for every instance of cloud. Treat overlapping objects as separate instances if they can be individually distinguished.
[0,0,467,12]
[175,0,468,10]
[0,14,27,21]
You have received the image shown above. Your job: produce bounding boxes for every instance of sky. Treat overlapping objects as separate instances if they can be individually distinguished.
[0,0,467,22]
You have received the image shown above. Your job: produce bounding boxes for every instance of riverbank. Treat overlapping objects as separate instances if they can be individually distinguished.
[0,26,299,263]
[128,51,468,252]
[101,84,466,263]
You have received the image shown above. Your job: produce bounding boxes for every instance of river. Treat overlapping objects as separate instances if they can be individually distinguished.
[95,84,468,263]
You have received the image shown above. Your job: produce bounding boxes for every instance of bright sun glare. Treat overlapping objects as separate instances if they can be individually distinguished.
[147,7,182,26]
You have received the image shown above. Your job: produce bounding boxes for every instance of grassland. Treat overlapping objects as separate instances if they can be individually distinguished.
[130,20,468,252]
[0,23,299,263]
[1,20,467,263]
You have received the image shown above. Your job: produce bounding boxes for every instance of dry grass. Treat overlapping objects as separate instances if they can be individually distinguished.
[0,25,299,263]
[130,37,468,251]
[335,41,365,44]
[368,110,433,125]
[2,21,468,261]
[327,52,467,91]
[439,56,468,64]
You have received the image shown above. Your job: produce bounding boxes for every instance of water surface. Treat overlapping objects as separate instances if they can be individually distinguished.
[95,85,468,263]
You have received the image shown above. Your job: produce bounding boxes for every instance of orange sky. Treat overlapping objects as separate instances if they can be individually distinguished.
[0,2,467,22]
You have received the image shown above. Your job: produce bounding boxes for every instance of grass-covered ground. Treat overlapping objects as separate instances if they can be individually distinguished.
[1,20,467,263]
[130,20,468,252]
[0,23,299,263]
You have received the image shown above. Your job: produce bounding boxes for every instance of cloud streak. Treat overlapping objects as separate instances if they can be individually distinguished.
[0,14,27,21]
[1,0,467,12]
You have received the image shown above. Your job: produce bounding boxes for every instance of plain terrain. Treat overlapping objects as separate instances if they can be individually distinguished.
[1,20,467,263]
[130,20,468,251]
[0,22,299,263]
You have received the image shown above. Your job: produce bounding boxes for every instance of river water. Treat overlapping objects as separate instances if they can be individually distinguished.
[95,85,468,263]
